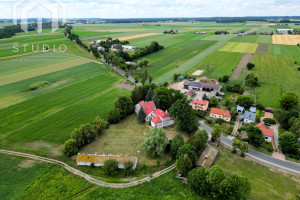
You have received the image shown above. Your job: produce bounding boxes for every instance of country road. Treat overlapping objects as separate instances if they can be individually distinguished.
[0,149,175,188]
[199,121,300,177]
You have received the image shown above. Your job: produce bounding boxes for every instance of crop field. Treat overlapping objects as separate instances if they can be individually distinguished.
[256,84,282,109]
[187,51,243,79]
[272,44,300,63]
[229,35,259,43]
[252,54,300,105]
[272,35,300,45]
[117,33,163,41]
[219,42,258,53]
[256,35,272,43]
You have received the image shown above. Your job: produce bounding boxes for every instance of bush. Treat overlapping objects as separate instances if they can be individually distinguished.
[63,139,79,156]
[93,116,108,135]
[124,161,134,176]
[215,118,225,125]
[247,62,255,70]
[256,103,265,110]
[207,119,212,124]
[103,159,119,176]
[108,109,121,124]
[261,142,274,152]
[263,118,276,124]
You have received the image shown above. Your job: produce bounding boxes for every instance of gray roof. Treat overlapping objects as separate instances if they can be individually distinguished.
[237,105,245,111]
[183,81,222,90]
[240,111,256,121]
[250,107,256,113]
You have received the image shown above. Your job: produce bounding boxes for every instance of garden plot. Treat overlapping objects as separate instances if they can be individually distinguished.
[272,35,300,46]
[219,42,258,53]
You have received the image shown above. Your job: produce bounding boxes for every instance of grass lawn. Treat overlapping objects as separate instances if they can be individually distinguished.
[219,42,258,53]
[215,146,300,200]
[80,114,173,167]
[256,84,282,109]
[272,44,300,63]
[187,51,243,79]
[229,35,259,43]
[0,154,50,200]
[252,54,300,102]
[256,35,273,43]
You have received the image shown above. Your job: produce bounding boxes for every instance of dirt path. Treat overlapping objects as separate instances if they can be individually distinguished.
[230,53,254,80]
[231,115,241,136]
[0,149,176,188]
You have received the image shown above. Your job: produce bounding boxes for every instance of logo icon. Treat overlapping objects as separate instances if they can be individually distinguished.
[13,0,67,33]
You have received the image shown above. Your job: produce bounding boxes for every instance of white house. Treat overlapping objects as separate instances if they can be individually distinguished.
[151,109,174,128]
[97,46,105,51]
[122,45,137,50]
[255,123,273,142]
[240,111,256,124]
[277,29,293,34]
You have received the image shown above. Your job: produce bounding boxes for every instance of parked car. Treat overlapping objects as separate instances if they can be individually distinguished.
[264,122,270,126]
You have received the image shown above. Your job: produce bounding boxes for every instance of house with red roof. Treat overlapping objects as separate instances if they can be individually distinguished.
[151,109,174,128]
[135,101,157,121]
[255,122,273,142]
[210,108,231,122]
[192,99,209,111]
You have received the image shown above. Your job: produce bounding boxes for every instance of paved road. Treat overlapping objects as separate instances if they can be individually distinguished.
[0,149,175,188]
[199,121,300,176]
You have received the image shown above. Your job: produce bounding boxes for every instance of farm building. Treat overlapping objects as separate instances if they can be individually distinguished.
[183,81,222,92]
[76,153,138,169]
[255,122,273,142]
[126,61,138,66]
[195,31,206,34]
[240,111,256,124]
[192,99,209,111]
[277,29,293,34]
[210,108,231,122]
[122,45,137,50]
[97,46,105,51]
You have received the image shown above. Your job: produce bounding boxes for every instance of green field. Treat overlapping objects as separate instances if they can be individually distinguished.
[272,44,300,63]
[219,42,258,53]
[256,84,282,109]
[229,35,259,43]
[187,51,243,79]
[252,54,300,105]
[256,35,273,43]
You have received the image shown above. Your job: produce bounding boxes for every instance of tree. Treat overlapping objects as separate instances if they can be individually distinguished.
[211,124,222,145]
[187,130,208,152]
[142,127,168,158]
[114,95,133,119]
[124,161,134,176]
[170,133,184,159]
[152,92,160,108]
[154,87,184,110]
[247,62,255,70]
[79,123,96,144]
[177,154,193,176]
[209,96,218,107]
[290,118,300,138]
[108,109,121,124]
[207,165,226,199]
[222,75,229,83]
[232,140,248,157]
[246,125,264,147]
[236,95,254,108]
[256,103,265,111]
[202,93,209,101]
[176,144,197,164]
[71,128,84,147]
[148,75,153,83]
[145,88,153,101]
[169,99,198,134]
[220,174,251,200]
[279,131,299,154]
[103,159,119,176]
[187,167,209,196]
[131,86,143,104]
[63,139,79,156]
[93,116,108,135]
[280,92,298,110]
[137,107,146,123]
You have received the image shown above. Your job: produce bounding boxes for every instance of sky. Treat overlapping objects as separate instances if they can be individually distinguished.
[0,0,300,19]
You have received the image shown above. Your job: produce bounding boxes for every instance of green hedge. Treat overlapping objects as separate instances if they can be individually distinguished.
[263,118,276,124]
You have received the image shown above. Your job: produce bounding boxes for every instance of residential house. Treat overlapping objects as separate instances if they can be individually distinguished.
[255,123,273,142]
[277,29,293,34]
[250,106,257,113]
[240,111,256,124]
[237,105,245,113]
[187,90,196,100]
[97,46,105,51]
[192,99,209,111]
[210,108,231,122]
[122,45,137,50]
[96,40,101,44]
[76,153,138,169]
[151,109,174,128]
[135,101,157,121]
[184,81,222,92]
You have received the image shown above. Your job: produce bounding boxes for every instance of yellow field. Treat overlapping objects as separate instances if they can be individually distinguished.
[91,29,147,32]
[272,35,300,45]
[117,33,163,41]
[0,58,90,86]
[219,42,258,53]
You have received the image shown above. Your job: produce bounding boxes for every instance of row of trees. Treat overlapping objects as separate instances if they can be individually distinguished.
[102,159,134,176]
[63,117,108,156]
[108,95,134,124]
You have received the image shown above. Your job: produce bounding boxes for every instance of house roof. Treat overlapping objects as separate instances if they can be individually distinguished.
[152,116,162,124]
[145,108,154,116]
[255,123,274,137]
[153,109,169,118]
[240,111,256,121]
[210,108,231,118]
[192,99,209,105]
[237,105,245,111]
[138,101,156,111]
[187,90,196,97]
[76,154,137,165]
[250,107,257,113]
[183,81,222,90]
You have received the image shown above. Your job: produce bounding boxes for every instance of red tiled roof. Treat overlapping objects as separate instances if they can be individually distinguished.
[210,108,231,118]
[139,101,156,111]
[145,108,154,115]
[255,123,273,137]
[152,116,162,124]
[192,99,209,105]
[153,109,169,118]
[187,90,195,97]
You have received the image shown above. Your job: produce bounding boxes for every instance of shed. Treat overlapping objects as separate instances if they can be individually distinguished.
[178,75,185,81]
[237,105,245,113]
[265,107,274,113]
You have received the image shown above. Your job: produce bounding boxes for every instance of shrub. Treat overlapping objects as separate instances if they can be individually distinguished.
[256,103,265,110]
[261,142,274,152]
[263,118,276,124]
[124,161,134,176]
[247,62,255,70]
[215,118,225,125]
[93,116,108,135]
[103,159,119,176]
[176,144,197,164]
[63,139,79,156]
[108,109,121,124]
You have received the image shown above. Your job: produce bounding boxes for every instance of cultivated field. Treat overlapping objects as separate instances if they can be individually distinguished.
[272,44,300,63]
[272,35,300,45]
[229,35,259,43]
[256,84,282,109]
[117,33,163,41]
[219,42,258,53]
[256,35,272,43]
[256,43,269,54]
[230,53,254,83]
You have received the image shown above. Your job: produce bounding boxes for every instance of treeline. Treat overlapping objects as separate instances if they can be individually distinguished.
[0,24,27,39]
[215,31,229,35]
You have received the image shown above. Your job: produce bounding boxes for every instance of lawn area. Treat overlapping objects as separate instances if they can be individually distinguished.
[0,154,50,200]
[80,114,174,167]
[219,42,258,53]
[229,35,259,43]
[215,146,300,200]
[252,54,300,102]
[256,35,273,43]
[256,84,282,109]
[272,44,300,63]
[187,51,243,79]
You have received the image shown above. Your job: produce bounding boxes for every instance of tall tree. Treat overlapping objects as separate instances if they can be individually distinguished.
[145,88,154,101]
[176,144,197,164]
[280,92,298,110]
[170,133,184,159]
[220,174,251,200]
[236,95,254,108]
[152,92,160,108]
[169,99,198,134]
[246,125,264,147]
[188,129,208,152]
[137,107,146,123]
[63,139,79,156]
[209,96,218,107]
[108,109,121,124]
[93,116,108,135]
[207,165,226,199]
[114,95,133,119]
[211,124,222,145]
[142,127,168,158]
[279,131,299,154]
[177,154,193,176]
[187,167,209,196]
